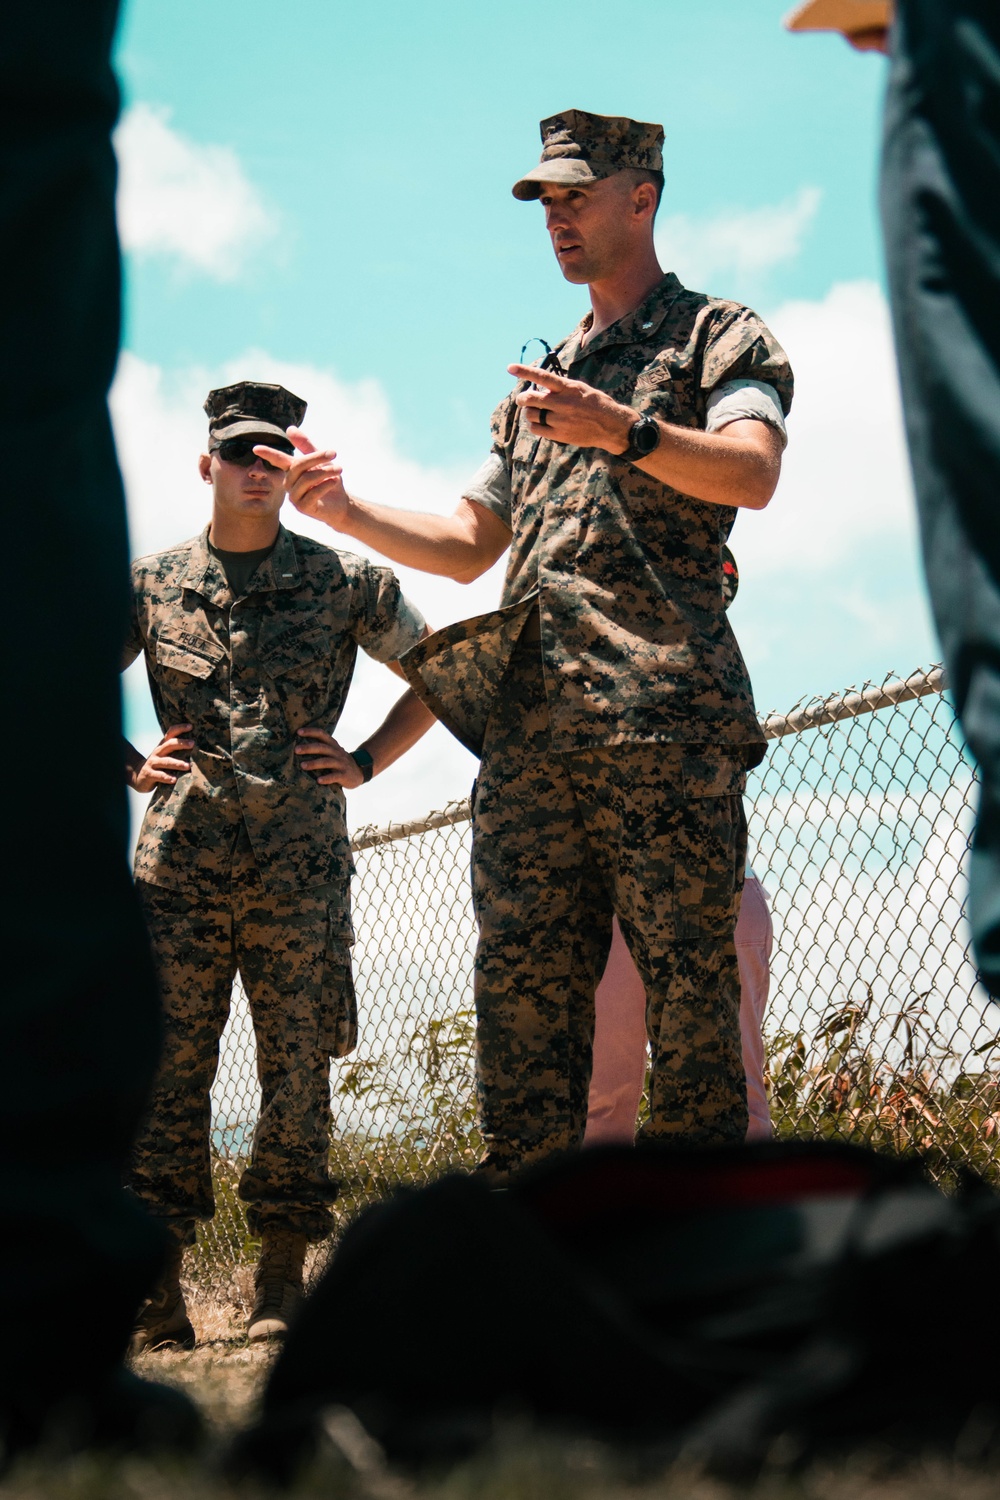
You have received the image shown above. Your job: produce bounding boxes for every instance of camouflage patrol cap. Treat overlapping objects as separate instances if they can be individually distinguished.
[204,381,307,447]
[512,109,664,202]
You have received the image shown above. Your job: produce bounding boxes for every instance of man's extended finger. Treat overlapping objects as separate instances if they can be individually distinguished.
[151,756,191,772]
[287,426,317,455]
[507,361,571,393]
[289,465,342,496]
[253,445,293,470]
[283,451,339,481]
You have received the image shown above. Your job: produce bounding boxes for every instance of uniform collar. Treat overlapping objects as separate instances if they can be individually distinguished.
[562,271,684,366]
[260,526,301,591]
[182,524,301,604]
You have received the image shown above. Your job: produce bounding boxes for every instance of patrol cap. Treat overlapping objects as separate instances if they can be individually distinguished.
[512,109,664,202]
[784,0,891,33]
[204,381,307,447]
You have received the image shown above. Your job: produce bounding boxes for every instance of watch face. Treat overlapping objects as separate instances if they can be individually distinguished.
[634,417,659,455]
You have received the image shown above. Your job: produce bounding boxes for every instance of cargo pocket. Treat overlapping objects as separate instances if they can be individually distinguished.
[673,754,748,941]
[320,909,358,1058]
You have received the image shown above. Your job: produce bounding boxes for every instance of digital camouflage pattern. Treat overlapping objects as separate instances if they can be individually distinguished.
[125,523,426,906]
[402,272,791,762]
[130,826,356,1244]
[204,380,307,445]
[471,637,749,1174]
[399,594,537,756]
[512,108,665,200]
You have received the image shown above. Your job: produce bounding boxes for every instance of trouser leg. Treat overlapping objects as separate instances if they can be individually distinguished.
[881,0,1000,990]
[234,859,348,1241]
[472,640,612,1174]
[130,883,235,1242]
[584,918,649,1146]
[735,876,773,1140]
[569,745,748,1146]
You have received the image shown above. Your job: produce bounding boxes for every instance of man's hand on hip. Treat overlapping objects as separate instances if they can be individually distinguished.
[507,362,633,453]
[129,725,193,793]
[254,428,352,530]
[295,727,365,788]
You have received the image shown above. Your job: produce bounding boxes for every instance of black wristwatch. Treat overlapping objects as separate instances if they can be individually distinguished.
[351,747,375,783]
[621,414,661,464]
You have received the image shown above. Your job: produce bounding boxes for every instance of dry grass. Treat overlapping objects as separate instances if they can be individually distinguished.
[7,996,998,1496]
[4,1391,1000,1500]
[767,990,1000,1187]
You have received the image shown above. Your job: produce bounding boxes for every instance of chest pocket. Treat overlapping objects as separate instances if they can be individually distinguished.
[633,357,698,426]
[155,637,225,680]
[261,626,333,728]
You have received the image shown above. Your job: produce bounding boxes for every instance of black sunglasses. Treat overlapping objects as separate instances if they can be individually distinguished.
[214,436,294,470]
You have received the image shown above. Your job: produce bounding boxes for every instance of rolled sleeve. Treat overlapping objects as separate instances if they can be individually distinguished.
[355,564,427,663]
[701,308,794,418]
[706,380,788,448]
[462,451,513,529]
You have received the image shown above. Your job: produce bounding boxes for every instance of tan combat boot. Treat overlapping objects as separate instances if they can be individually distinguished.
[247,1229,308,1342]
[131,1238,196,1353]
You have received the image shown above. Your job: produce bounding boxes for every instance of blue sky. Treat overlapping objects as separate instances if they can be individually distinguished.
[115,0,885,464]
[114,0,942,828]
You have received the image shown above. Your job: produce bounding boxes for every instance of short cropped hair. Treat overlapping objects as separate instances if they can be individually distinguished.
[621,167,664,220]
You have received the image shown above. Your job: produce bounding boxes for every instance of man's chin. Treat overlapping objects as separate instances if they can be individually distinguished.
[557,259,593,286]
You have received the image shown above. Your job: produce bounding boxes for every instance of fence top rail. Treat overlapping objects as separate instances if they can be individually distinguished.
[760,664,947,741]
[351,663,949,852]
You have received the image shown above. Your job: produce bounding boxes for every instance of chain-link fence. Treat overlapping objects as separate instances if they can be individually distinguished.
[191,664,997,1293]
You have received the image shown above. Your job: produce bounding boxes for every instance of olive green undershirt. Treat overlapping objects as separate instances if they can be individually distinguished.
[208,538,276,599]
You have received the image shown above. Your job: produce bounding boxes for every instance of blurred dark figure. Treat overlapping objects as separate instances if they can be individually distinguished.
[232,1144,1000,1482]
[1,0,196,1458]
[880,0,1000,993]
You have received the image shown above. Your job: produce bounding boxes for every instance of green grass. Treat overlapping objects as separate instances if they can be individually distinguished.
[189,996,1000,1296]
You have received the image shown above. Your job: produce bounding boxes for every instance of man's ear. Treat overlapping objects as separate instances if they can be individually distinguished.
[633,181,658,224]
[198,452,212,484]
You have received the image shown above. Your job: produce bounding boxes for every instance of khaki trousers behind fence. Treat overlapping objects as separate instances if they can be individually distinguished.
[131,825,354,1244]
[471,637,749,1175]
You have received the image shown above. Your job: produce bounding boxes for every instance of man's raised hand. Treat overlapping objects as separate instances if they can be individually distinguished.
[253,427,352,529]
[507,362,633,454]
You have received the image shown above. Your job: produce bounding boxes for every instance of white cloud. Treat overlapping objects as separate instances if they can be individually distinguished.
[113,280,937,835]
[114,103,275,279]
[656,186,822,286]
[112,350,502,832]
[727,279,939,700]
[734,279,916,573]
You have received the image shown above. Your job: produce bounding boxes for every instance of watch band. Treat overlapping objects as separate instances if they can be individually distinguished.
[351,747,375,783]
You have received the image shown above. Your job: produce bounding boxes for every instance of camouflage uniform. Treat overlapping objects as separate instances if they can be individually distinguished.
[403,111,793,1175]
[126,523,425,1241]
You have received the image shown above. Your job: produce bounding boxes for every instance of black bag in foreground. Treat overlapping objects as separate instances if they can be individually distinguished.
[232,1141,1000,1482]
